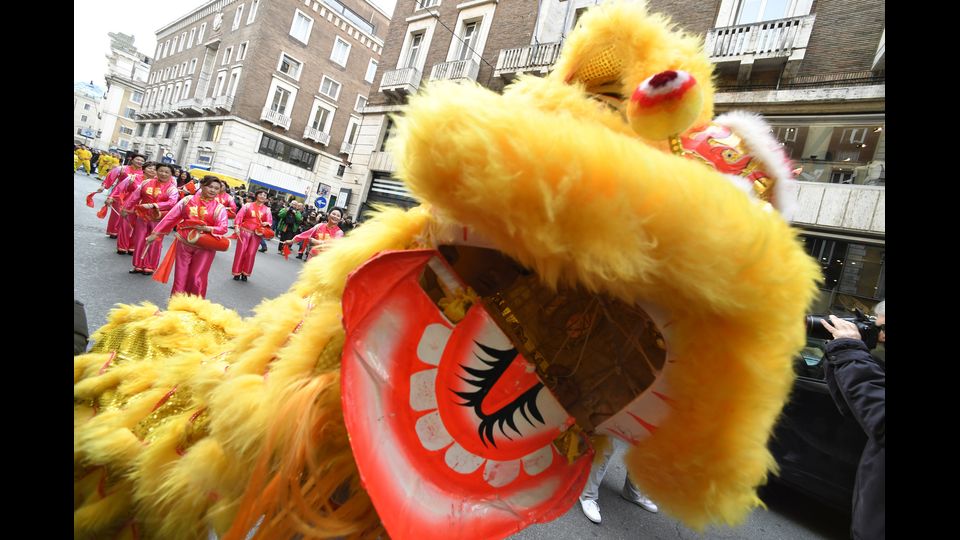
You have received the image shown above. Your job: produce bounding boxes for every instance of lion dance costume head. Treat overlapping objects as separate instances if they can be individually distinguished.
[74,2,820,538]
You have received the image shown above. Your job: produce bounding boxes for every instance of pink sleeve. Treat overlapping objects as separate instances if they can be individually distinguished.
[292,224,320,243]
[235,203,249,224]
[109,177,129,197]
[151,197,190,236]
[157,185,180,211]
[224,195,238,212]
[211,205,229,236]
[123,183,144,212]
[333,228,344,239]
[263,209,273,227]
[102,167,121,189]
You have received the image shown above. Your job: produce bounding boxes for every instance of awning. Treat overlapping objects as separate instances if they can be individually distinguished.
[248,178,306,198]
[188,169,246,188]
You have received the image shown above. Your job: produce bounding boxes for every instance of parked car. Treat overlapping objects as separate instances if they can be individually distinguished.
[767,337,867,512]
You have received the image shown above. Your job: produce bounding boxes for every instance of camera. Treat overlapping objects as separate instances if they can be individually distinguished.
[805,308,880,349]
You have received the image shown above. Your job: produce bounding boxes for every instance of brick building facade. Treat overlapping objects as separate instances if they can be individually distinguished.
[134,0,390,204]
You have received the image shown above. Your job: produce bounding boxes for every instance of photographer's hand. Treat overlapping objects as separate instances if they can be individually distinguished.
[820,315,862,341]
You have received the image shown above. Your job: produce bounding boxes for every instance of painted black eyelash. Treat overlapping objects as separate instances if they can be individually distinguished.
[452,342,545,448]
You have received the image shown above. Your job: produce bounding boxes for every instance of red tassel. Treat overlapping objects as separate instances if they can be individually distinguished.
[96,205,108,219]
[85,193,96,208]
[153,239,178,284]
[282,243,291,260]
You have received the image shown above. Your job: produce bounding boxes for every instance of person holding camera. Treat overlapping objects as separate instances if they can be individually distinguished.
[819,301,885,540]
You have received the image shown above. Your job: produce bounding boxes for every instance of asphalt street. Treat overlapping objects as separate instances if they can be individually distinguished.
[74,171,850,539]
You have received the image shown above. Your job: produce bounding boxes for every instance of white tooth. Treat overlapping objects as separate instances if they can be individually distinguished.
[409,369,438,412]
[521,445,554,476]
[414,411,453,451]
[483,459,521,487]
[417,324,451,366]
[444,442,485,474]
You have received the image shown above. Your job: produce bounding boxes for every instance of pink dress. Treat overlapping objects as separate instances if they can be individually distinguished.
[231,202,272,277]
[111,174,146,253]
[123,178,180,272]
[216,192,238,218]
[293,223,343,255]
[102,166,143,236]
[152,195,228,298]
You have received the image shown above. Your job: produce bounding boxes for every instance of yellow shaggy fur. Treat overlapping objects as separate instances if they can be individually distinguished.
[74,1,820,537]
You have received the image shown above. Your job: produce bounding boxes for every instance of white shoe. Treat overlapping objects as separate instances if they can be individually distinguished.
[579,498,601,524]
[622,491,659,513]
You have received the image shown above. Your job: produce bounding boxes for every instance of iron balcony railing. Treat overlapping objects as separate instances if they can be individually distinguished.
[495,41,563,77]
[380,67,422,94]
[303,126,331,145]
[261,107,292,130]
[706,14,816,61]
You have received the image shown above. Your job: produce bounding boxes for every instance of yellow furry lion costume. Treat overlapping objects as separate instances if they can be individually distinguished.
[74,2,820,538]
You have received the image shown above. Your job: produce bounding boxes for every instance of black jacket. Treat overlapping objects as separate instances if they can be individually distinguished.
[824,338,885,540]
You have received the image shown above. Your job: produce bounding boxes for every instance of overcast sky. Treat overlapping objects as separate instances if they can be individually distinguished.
[74,0,397,88]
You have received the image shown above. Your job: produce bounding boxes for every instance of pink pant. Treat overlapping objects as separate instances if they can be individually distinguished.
[105,200,124,236]
[116,214,137,252]
[131,217,164,271]
[231,229,260,276]
[170,240,217,298]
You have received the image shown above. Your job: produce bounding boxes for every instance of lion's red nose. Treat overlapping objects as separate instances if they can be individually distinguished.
[649,70,678,88]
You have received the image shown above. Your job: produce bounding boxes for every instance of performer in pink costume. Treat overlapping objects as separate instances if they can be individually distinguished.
[215,189,238,219]
[283,207,344,259]
[122,162,180,275]
[231,189,272,282]
[112,163,154,255]
[146,177,229,298]
[97,154,145,238]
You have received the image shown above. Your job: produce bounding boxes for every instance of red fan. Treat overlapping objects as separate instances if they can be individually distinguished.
[282,243,291,260]
[153,241,178,284]
[85,193,96,208]
[96,205,108,219]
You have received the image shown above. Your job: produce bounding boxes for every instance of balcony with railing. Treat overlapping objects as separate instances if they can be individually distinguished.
[176,98,204,114]
[380,67,421,96]
[495,41,563,79]
[303,126,331,145]
[429,58,480,83]
[368,150,395,173]
[340,141,355,155]
[706,14,816,64]
[261,107,291,130]
[213,95,234,111]
[791,181,884,234]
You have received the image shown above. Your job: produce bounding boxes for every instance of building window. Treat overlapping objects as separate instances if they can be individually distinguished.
[227,69,241,97]
[735,0,791,24]
[179,32,187,52]
[457,21,479,61]
[355,95,367,112]
[405,32,424,69]
[205,122,223,142]
[157,87,165,105]
[277,53,303,80]
[166,84,174,103]
[309,102,334,133]
[83,103,91,111]
[136,124,146,136]
[233,4,244,30]
[379,117,395,152]
[417,0,440,8]
[247,0,260,24]
[331,37,351,67]
[290,10,314,44]
[131,91,144,104]
[222,46,233,65]
[802,236,884,314]
[213,72,227,97]
[183,80,192,98]
[149,123,159,137]
[365,59,378,83]
[319,76,341,100]
[237,42,248,61]
[173,83,182,103]
[172,37,179,54]
[174,65,180,78]
[124,108,137,119]
[182,61,188,75]
[188,27,196,48]
[81,114,88,122]
[119,139,130,149]
[270,86,292,115]
[258,134,317,170]
[120,126,134,135]
[165,123,176,138]
[198,23,206,43]
[336,164,345,177]
[189,58,198,74]
[155,43,162,58]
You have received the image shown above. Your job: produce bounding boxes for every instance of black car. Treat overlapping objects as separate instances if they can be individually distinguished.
[768,337,867,512]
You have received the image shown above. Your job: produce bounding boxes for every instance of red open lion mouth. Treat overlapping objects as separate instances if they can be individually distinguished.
[341,233,677,538]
